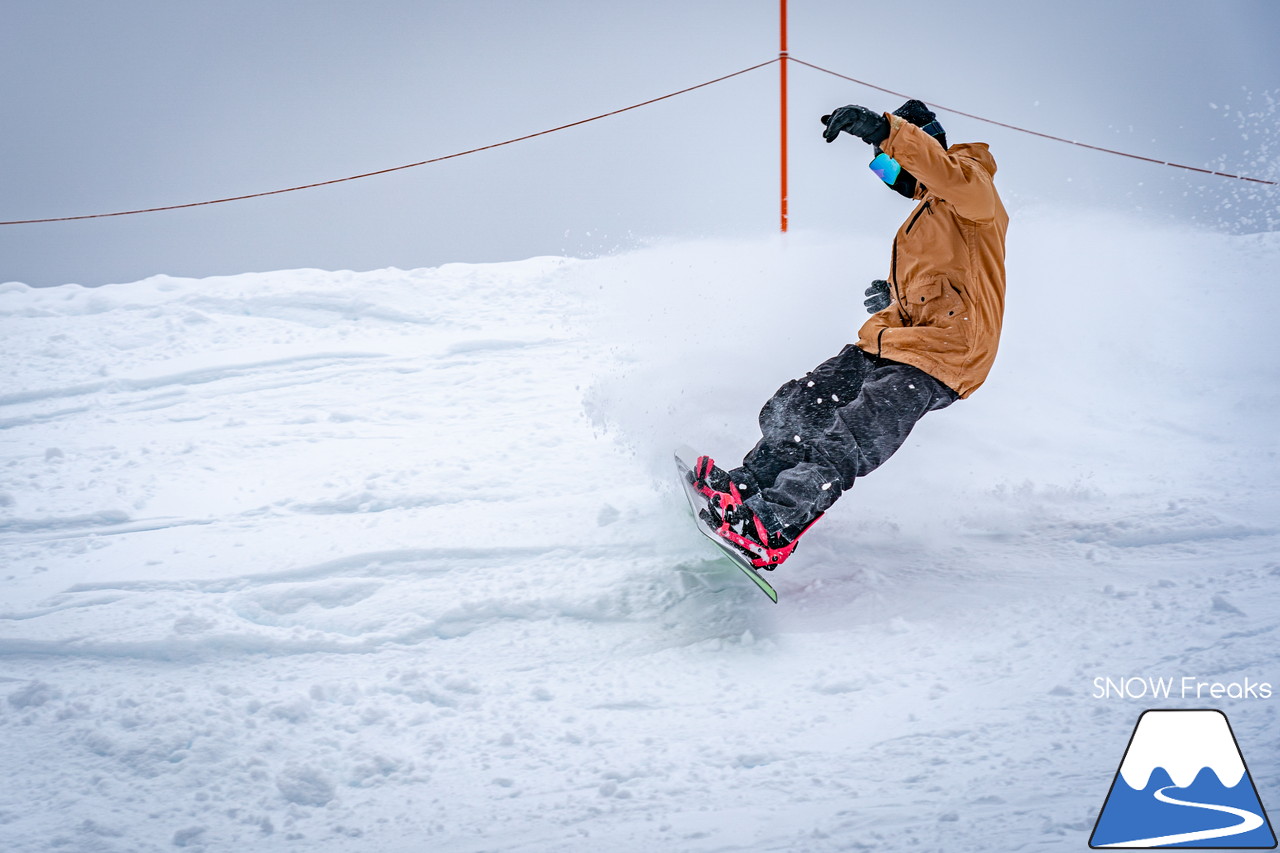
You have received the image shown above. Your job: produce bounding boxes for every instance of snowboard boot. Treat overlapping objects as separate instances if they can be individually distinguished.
[690,456,734,500]
[715,501,820,570]
[689,456,760,504]
[690,456,820,570]
[688,455,746,535]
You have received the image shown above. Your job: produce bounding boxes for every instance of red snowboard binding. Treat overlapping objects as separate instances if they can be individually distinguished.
[688,455,819,570]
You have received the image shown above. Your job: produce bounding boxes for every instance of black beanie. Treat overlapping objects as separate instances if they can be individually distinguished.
[893,99,947,149]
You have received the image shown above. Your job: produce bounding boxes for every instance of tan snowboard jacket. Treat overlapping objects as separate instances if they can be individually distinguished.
[856,114,1009,398]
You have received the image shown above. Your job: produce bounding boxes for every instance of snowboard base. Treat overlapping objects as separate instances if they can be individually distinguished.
[675,453,778,603]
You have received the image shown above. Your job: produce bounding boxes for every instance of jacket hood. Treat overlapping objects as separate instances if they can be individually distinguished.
[952,142,997,177]
[913,142,997,200]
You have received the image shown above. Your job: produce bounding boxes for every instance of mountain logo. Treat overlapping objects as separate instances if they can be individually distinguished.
[1091,709,1277,848]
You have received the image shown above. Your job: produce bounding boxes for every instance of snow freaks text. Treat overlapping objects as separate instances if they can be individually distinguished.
[1092,676,1274,701]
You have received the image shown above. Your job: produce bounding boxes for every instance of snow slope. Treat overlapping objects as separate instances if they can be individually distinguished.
[1,213,1279,852]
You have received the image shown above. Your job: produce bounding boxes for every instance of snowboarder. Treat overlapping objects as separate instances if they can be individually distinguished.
[689,99,1009,570]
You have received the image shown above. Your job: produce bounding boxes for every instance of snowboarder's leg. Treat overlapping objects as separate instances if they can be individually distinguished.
[730,344,878,496]
[741,354,957,535]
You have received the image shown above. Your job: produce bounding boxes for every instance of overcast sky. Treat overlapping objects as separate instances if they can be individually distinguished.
[2,0,1277,287]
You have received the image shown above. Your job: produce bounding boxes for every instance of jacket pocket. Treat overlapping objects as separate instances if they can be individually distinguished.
[903,275,971,341]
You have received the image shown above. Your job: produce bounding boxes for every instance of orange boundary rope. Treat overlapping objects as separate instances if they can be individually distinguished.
[2,54,1273,227]
[0,59,780,226]
[791,57,1278,187]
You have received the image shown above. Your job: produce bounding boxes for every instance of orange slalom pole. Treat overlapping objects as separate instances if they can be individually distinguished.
[779,0,789,232]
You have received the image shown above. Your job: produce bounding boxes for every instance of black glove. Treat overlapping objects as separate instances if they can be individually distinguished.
[821,105,890,145]
[864,279,892,313]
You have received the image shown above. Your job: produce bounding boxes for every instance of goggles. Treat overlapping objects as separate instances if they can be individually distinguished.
[918,120,945,138]
[869,151,902,186]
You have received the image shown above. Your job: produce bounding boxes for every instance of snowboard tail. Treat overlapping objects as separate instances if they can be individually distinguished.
[675,454,779,603]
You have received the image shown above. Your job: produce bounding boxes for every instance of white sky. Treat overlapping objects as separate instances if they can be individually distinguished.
[1,0,1277,287]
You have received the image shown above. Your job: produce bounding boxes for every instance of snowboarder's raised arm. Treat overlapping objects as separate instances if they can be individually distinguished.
[880,114,998,224]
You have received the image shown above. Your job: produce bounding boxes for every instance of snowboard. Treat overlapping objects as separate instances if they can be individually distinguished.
[675,453,778,603]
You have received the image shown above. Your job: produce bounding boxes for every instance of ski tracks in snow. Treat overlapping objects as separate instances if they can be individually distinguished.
[2,232,1280,851]
[0,258,789,851]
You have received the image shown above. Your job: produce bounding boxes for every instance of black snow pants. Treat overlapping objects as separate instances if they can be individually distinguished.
[729,344,958,535]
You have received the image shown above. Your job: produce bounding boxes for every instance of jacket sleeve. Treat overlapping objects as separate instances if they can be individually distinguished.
[881,114,996,223]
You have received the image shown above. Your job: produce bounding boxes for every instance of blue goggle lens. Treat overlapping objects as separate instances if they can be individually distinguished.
[869,152,902,185]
